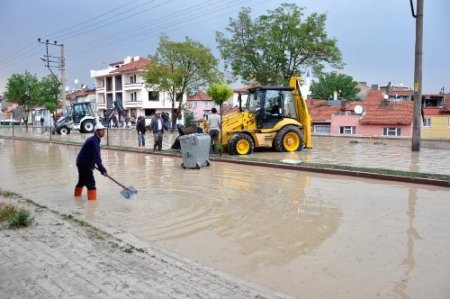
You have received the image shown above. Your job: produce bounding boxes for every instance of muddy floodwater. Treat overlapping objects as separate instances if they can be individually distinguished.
[1,137,450,298]
[2,126,450,175]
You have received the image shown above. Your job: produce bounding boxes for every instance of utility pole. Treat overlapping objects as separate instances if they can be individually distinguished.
[60,43,66,109]
[410,0,423,152]
[37,38,67,108]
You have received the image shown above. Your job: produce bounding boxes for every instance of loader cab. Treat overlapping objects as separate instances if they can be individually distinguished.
[72,102,94,124]
[246,86,298,129]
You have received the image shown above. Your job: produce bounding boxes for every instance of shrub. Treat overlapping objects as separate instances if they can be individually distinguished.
[8,208,33,228]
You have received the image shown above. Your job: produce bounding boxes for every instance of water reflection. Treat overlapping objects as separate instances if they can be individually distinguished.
[393,188,420,299]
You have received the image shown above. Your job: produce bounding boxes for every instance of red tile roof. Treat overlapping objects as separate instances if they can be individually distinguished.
[111,57,151,73]
[233,85,254,94]
[307,100,341,122]
[188,91,210,101]
[307,90,414,125]
[359,90,413,125]
[66,88,95,100]
[387,89,413,97]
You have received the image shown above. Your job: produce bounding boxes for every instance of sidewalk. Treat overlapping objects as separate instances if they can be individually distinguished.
[0,193,291,299]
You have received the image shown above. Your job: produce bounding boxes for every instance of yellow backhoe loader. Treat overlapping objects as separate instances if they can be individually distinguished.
[220,76,312,155]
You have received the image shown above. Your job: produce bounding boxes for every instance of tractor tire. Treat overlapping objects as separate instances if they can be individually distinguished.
[80,120,95,133]
[59,125,71,135]
[229,133,254,155]
[273,125,304,152]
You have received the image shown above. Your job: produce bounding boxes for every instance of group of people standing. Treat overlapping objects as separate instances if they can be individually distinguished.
[136,111,166,150]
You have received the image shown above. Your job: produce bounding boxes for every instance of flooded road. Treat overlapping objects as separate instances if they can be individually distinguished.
[1,136,450,298]
[2,126,450,176]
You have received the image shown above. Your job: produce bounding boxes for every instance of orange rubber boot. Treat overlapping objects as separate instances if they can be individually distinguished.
[87,189,97,201]
[74,186,83,197]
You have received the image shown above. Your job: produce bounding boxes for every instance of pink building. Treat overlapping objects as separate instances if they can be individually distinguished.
[308,89,414,137]
[186,91,220,123]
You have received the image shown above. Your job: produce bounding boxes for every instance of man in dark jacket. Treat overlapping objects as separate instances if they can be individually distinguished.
[74,123,108,200]
[136,116,147,147]
[151,111,164,151]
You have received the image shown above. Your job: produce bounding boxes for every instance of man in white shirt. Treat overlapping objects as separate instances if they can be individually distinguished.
[208,107,221,153]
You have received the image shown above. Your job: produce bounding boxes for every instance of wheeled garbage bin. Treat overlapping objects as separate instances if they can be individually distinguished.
[179,133,211,169]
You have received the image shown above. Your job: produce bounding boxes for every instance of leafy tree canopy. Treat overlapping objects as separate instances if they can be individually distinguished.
[37,75,61,112]
[4,71,40,110]
[207,83,233,106]
[216,3,343,85]
[144,34,223,112]
[5,72,61,124]
[310,72,360,101]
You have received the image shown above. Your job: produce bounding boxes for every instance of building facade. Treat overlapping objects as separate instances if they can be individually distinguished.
[186,91,220,123]
[90,56,182,120]
[422,93,450,139]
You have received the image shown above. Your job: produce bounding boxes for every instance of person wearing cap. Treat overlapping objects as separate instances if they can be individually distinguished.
[74,122,108,200]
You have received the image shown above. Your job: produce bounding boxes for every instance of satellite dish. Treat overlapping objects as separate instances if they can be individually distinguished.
[354,105,363,114]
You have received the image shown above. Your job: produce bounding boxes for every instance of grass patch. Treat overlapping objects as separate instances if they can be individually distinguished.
[122,244,145,254]
[62,214,74,220]
[8,208,33,228]
[300,162,450,181]
[0,203,18,222]
[239,157,450,182]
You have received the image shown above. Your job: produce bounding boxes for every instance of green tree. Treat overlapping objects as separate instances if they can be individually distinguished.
[310,72,360,101]
[207,83,233,113]
[207,83,233,148]
[36,75,60,117]
[144,34,223,131]
[4,71,40,128]
[216,3,343,85]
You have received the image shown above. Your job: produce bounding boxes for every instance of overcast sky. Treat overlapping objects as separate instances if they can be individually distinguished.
[0,0,448,94]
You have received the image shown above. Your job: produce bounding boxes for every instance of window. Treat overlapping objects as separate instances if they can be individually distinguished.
[205,101,211,107]
[130,92,137,102]
[383,127,401,136]
[423,96,444,108]
[339,126,356,135]
[148,91,159,101]
[106,77,113,91]
[96,78,104,88]
[129,75,137,84]
[192,102,197,108]
[314,125,330,134]
[115,75,122,91]
[423,117,431,127]
[176,93,183,102]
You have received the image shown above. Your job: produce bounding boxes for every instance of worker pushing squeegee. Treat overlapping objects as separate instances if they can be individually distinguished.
[74,122,137,200]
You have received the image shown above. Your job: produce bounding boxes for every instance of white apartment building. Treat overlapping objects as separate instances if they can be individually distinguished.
[90,56,182,119]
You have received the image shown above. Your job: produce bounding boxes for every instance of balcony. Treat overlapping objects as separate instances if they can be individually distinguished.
[124,83,143,91]
[124,100,143,108]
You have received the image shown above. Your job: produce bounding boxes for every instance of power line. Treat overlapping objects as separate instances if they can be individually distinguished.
[66,0,249,60]
[2,0,277,82]
[50,0,163,41]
